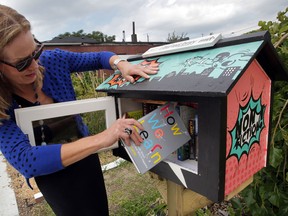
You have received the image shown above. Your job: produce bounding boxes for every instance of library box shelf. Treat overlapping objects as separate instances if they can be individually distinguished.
[96,31,288,202]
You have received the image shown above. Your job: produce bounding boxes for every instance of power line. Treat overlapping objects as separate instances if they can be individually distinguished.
[220,25,260,38]
[230,25,260,34]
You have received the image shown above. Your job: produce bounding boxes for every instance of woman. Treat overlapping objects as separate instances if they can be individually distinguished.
[0,4,158,215]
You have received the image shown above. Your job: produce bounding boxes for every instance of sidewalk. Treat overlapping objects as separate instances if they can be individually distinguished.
[0,152,19,216]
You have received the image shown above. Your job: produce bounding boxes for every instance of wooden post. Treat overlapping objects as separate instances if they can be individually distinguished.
[149,173,212,215]
[150,172,254,215]
[167,180,212,216]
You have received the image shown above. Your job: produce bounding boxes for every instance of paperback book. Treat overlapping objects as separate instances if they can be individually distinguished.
[121,103,191,174]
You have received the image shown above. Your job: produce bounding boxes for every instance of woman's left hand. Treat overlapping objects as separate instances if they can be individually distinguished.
[118,61,159,83]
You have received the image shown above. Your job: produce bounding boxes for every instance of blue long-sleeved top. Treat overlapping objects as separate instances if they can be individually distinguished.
[0,49,115,179]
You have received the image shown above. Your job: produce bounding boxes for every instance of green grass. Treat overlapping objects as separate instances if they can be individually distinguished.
[116,190,167,216]
[103,161,167,216]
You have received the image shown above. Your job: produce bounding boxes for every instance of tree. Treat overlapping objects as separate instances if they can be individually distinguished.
[58,29,85,38]
[167,31,189,42]
[86,31,116,42]
[57,29,116,42]
[230,7,288,216]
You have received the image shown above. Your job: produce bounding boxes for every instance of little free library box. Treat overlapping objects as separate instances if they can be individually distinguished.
[14,31,288,204]
[96,31,288,202]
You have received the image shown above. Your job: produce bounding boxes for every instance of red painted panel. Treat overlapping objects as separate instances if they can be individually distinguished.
[225,60,271,195]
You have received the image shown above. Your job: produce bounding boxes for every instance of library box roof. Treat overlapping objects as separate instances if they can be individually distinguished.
[96,31,288,98]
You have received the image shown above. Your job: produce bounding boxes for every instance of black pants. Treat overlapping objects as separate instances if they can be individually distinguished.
[35,154,109,216]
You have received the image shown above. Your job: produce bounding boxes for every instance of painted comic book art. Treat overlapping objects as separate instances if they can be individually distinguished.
[225,60,271,195]
[96,41,263,95]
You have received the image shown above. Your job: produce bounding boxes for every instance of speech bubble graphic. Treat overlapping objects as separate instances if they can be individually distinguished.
[228,94,266,162]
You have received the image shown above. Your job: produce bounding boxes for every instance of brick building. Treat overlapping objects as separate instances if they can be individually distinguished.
[43,36,167,56]
[42,36,167,77]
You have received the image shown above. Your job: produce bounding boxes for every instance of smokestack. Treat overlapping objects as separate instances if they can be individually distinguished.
[122,30,126,42]
[131,21,137,43]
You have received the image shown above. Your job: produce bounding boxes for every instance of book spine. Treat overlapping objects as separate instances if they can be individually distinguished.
[188,119,196,160]
[194,114,199,161]
[142,103,159,115]
[176,105,196,161]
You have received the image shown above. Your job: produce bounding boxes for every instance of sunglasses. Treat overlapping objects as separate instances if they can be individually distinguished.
[0,43,44,72]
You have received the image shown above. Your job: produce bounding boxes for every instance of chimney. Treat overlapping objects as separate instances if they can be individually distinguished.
[131,21,137,43]
[122,30,126,42]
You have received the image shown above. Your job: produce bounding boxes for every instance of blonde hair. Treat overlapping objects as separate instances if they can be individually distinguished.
[0,4,43,119]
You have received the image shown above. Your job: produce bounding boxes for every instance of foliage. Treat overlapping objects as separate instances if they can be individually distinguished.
[229,7,288,216]
[71,71,108,135]
[196,208,212,216]
[258,7,288,65]
[58,29,116,42]
[71,71,107,99]
[167,31,189,42]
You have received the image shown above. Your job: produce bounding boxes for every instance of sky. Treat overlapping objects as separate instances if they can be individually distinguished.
[1,0,287,42]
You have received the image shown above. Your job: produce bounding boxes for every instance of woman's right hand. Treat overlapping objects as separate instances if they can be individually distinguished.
[98,116,144,149]
[61,116,144,167]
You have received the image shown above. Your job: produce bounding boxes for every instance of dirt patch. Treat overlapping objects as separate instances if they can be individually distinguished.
[6,161,53,216]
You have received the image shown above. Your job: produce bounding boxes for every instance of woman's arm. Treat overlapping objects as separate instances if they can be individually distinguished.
[60,116,144,167]
[40,49,158,83]
[0,119,64,178]
[0,115,144,177]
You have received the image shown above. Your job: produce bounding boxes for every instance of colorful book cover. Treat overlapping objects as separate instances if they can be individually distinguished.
[121,103,191,174]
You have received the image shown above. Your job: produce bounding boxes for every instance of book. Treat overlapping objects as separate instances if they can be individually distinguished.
[142,103,160,115]
[188,114,199,160]
[188,119,197,160]
[193,114,199,160]
[125,109,143,120]
[121,103,191,174]
[176,105,197,161]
